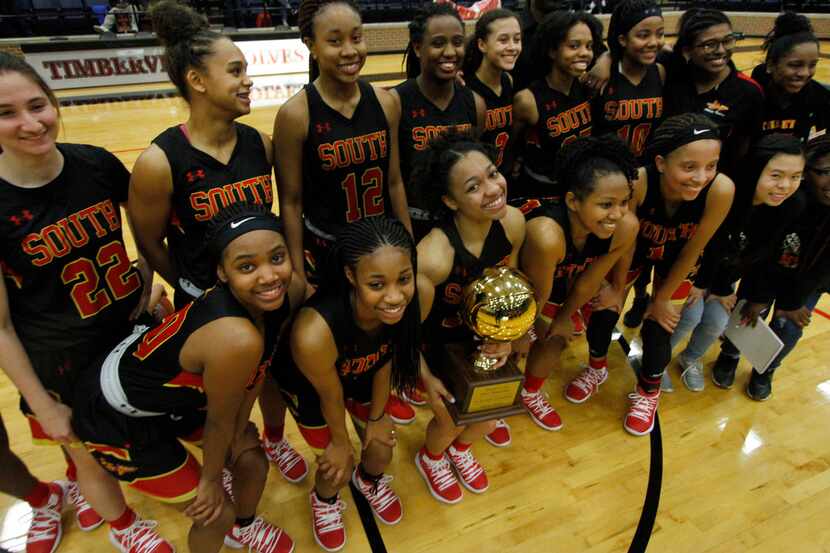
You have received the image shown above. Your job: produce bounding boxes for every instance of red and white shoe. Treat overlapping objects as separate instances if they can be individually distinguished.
[483,419,511,448]
[221,468,235,502]
[262,437,309,483]
[109,518,175,553]
[224,516,294,553]
[446,445,488,494]
[565,365,608,404]
[385,395,416,425]
[309,491,346,552]
[65,479,104,532]
[520,388,563,431]
[401,387,427,407]
[624,388,660,436]
[26,482,65,553]
[351,468,402,525]
[414,450,463,504]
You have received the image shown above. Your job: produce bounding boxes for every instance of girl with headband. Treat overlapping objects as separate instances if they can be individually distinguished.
[74,203,302,553]
[622,113,734,435]
[668,134,805,392]
[0,51,173,553]
[751,12,830,142]
[276,217,420,551]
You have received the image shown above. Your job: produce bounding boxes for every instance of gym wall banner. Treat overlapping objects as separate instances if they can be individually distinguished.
[24,38,310,90]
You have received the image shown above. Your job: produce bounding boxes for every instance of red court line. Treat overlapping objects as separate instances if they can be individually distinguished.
[814,307,830,321]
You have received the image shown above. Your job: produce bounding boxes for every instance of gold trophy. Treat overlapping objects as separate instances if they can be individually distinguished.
[441,266,537,425]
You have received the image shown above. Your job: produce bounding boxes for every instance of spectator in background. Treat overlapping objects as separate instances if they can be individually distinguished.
[93,0,139,33]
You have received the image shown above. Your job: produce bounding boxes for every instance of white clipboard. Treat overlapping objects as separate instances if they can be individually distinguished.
[723,300,785,374]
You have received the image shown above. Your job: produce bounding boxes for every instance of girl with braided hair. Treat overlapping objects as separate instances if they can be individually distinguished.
[131,0,308,484]
[591,0,665,164]
[622,113,734,435]
[413,131,525,504]
[710,134,830,401]
[74,203,303,553]
[393,2,486,240]
[510,10,604,202]
[461,8,522,171]
[518,136,639,430]
[667,134,805,392]
[276,216,419,551]
[751,12,830,142]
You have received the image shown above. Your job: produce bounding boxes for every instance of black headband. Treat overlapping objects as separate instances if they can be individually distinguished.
[655,125,720,157]
[618,5,662,37]
[209,213,283,261]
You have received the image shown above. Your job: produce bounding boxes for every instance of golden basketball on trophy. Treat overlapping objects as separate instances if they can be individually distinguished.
[441,266,537,425]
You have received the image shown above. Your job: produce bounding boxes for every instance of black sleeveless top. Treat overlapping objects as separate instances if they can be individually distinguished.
[422,219,512,346]
[592,63,663,163]
[0,143,140,352]
[153,123,273,296]
[633,165,714,278]
[105,284,289,416]
[467,72,514,168]
[519,78,592,200]
[750,64,830,142]
[302,80,392,236]
[530,201,612,305]
[395,78,478,210]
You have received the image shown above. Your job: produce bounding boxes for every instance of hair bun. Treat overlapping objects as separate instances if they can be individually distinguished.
[150,0,209,47]
[772,11,813,39]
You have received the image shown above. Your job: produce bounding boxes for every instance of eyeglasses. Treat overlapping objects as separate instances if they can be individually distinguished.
[808,166,830,177]
[693,34,738,55]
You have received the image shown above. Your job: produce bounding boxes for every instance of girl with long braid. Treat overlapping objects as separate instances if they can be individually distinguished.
[518,136,639,430]
[510,10,604,202]
[392,2,486,240]
[413,132,525,504]
[461,8,522,171]
[667,134,805,392]
[130,0,308,482]
[710,134,830,401]
[623,113,734,435]
[277,217,420,551]
[751,12,830,142]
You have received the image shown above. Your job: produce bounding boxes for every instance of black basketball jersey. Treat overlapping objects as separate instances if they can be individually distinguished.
[521,78,593,199]
[633,165,714,278]
[395,78,478,205]
[303,80,392,236]
[422,219,512,346]
[750,64,830,142]
[467,72,514,168]
[532,201,612,305]
[0,143,140,352]
[104,284,289,416]
[153,123,273,295]
[593,63,663,162]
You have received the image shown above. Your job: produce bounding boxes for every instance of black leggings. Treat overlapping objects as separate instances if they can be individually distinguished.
[639,319,671,392]
[586,309,620,359]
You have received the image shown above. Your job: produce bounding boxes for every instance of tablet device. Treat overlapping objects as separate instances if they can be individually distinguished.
[724,300,785,374]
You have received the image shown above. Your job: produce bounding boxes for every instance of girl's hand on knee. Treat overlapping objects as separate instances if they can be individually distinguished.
[774,306,811,328]
[318,442,354,484]
[645,298,680,333]
[363,416,396,450]
[684,286,706,308]
[422,372,454,406]
[709,293,737,312]
[185,478,225,526]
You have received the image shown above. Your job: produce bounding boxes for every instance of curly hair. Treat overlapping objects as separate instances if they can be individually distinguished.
[531,10,603,82]
[555,135,638,201]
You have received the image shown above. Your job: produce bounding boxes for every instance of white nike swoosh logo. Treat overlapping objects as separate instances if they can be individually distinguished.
[230,217,256,229]
[693,129,708,135]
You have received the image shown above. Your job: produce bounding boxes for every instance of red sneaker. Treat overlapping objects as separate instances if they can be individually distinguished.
[565,366,608,404]
[351,468,402,525]
[483,419,511,448]
[309,491,346,552]
[65,480,104,532]
[262,437,309,483]
[520,388,563,431]
[224,517,294,553]
[26,481,64,553]
[385,395,415,425]
[446,446,488,494]
[108,518,174,553]
[401,387,427,407]
[414,450,463,504]
[624,388,660,436]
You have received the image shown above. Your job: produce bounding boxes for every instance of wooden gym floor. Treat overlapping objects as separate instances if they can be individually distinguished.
[1,42,830,553]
